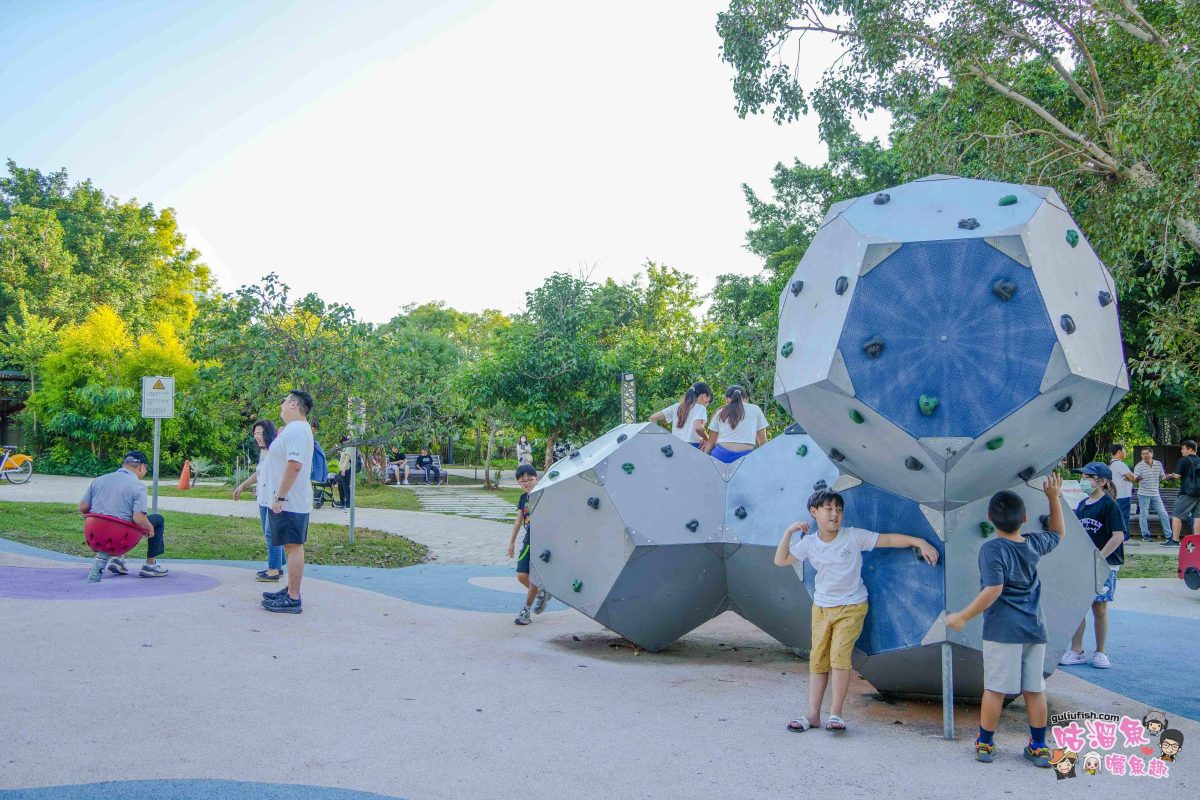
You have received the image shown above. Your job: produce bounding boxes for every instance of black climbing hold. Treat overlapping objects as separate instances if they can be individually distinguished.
[980,521,995,538]
[873,192,890,205]
[1055,396,1073,413]
[991,280,1017,301]
[780,341,794,358]
[539,549,551,563]
[1059,314,1076,334]
[790,280,804,297]
[905,456,924,471]
[918,395,939,417]
[784,423,806,435]
[835,276,849,295]
[1038,515,1050,532]
[1066,229,1079,247]
[1018,466,1036,481]
[998,194,1018,207]
[685,520,699,533]
[661,445,674,458]
[572,579,583,592]
[548,470,559,479]
[621,463,635,475]
[812,479,828,492]
[830,449,845,463]
[863,336,885,359]
[849,409,865,424]
[1098,290,1113,307]
[734,506,747,520]
[569,450,581,459]
[796,445,808,457]
[958,218,980,230]
[616,434,627,443]
[587,496,600,509]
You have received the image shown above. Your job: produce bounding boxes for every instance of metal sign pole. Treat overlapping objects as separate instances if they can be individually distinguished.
[942,641,955,739]
[151,417,161,513]
[348,445,357,545]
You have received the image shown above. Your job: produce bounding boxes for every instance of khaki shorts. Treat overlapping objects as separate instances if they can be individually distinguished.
[810,602,868,673]
[982,640,1046,694]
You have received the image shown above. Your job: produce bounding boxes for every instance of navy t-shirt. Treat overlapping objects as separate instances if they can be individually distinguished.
[980,531,1060,644]
[1075,494,1126,566]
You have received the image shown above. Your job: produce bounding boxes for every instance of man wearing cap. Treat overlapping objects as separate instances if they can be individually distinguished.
[78,451,168,581]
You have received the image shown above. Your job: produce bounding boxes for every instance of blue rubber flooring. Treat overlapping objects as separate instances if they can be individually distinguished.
[0,780,403,799]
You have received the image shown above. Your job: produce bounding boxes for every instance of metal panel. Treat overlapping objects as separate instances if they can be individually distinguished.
[725,545,813,650]
[854,643,986,699]
[841,177,1041,243]
[725,432,840,547]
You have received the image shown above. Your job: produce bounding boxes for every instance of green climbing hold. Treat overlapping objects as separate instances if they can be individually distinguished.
[548,470,559,479]
[780,341,794,358]
[980,521,995,538]
[1066,229,1079,247]
[572,579,583,592]
[849,409,865,424]
[796,445,808,457]
[986,437,1004,451]
[621,462,635,475]
[998,194,1018,206]
[918,395,939,416]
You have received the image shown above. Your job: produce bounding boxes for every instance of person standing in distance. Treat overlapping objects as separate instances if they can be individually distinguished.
[261,390,315,614]
[1166,440,1200,547]
[1132,447,1170,542]
[1109,444,1134,542]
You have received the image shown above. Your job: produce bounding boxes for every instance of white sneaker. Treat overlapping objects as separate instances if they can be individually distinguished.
[107,557,128,575]
[514,607,531,625]
[1059,649,1087,666]
[533,588,549,614]
[1091,651,1111,669]
[139,563,169,578]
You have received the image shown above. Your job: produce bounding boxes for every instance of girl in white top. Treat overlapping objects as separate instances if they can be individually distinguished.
[649,382,712,447]
[706,385,768,463]
[516,435,533,466]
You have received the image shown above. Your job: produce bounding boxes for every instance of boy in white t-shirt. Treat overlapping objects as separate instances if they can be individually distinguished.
[774,489,939,732]
[649,382,712,447]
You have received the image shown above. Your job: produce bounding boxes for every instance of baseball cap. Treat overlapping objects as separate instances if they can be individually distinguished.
[1074,461,1112,480]
[123,450,149,466]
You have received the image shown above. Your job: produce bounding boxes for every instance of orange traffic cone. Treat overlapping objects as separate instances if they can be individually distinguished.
[178,460,191,490]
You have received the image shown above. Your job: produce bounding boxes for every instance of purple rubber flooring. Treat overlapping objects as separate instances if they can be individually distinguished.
[0,566,220,600]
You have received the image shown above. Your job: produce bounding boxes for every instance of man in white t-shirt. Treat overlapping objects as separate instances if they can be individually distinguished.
[1109,445,1134,542]
[773,489,939,733]
[261,389,315,614]
[1132,448,1169,541]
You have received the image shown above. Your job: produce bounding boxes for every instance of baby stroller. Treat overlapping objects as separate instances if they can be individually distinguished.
[312,472,337,509]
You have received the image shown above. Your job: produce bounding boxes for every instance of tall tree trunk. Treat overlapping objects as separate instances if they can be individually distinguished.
[475,424,482,465]
[544,432,557,471]
[483,415,497,490]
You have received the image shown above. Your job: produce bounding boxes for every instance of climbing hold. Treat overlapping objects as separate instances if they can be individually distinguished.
[991,280,1017,301]
[918,395,939,416]
[873,192,890,205]
[986,437,1004,451]
[1018,466,1036,481]
[685,520,699,533]
[621,463,635,475]
[835,276,849,295]
[980,521,995,538]
[539,549,551,563]
[790,280,804,297]
[796,445,808,457]
[616,434,627,443]
[905,456,924,471]
[572,579,583,592]
[569,450,581,459]
[812,480,828,492]
[587,496,600,510]
[830,449,845,462]
[863,336,885,359]
[1055,396,1073,413]
[781,341,794,358]
[1066,229,1079,247]
[661,445,674,458]
[1038,515,1050,532]
[958,218,980,230]
[1059,314,1076,334]
[998,194,1018,206]
[734,506,747,520]
[548,471,559,479]
[1098,290,1113,307]
[849,409,865,424]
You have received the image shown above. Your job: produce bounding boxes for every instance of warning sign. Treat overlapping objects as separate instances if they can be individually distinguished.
[141,376,175,418]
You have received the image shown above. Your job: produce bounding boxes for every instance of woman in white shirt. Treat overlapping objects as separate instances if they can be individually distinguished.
[516,435,533,467]
[706,385,768,463]
[649,382,712,448]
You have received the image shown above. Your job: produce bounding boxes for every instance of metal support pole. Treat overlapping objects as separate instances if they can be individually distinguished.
[942,641,955,740]
[620,372,637,424]
[151,417,161,514]
[348,445,357,545]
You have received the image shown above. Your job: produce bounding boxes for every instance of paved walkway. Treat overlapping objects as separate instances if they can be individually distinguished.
[407,485,516,522]
[0,475,511,565]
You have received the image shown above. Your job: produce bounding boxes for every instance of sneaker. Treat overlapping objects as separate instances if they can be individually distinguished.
[533,588,549,614]
[401,480,409,485]
[139,563,169,578]
[514,607,531,625]
[263,586,290,600]
[87,562,105,583]
[262,594,302,614]
[1058,649,1087,666]
[1160,539,1179,547]
[1091,651,1111,669]
[975,739,996,763]
[107,557,128,575]
[256,570,282,582]
[1024,743,1051,767]
[1142,536,1153,542]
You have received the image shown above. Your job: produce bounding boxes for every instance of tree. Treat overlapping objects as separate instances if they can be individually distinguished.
[0,299,60,445]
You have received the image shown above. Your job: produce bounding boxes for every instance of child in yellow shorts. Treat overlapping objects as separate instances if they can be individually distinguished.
[775,488,939,732]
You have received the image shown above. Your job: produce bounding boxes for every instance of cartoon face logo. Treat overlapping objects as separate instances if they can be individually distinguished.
[1143,710,1168,736]
[1082,751,1102,776]
[1050,749,1078,779]
[1160,729,1184,762]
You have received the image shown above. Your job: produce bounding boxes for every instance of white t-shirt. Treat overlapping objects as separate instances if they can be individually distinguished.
[789,527,879,607]
[264,420,314,513]
[708,402,768,446]
[659,402,708,444]
[1110,460,1134,500]
[255,450,270,507]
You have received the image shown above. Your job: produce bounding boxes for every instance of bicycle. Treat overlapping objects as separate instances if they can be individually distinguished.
[1,445,34,484]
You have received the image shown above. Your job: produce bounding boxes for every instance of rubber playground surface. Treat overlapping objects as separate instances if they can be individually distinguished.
[2,535,1198,799]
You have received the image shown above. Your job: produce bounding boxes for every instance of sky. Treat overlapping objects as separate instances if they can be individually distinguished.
[0,0,888,323]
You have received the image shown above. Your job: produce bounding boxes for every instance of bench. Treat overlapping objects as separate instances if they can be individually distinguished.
[386,454,448,485]
[1132,488,1181,521]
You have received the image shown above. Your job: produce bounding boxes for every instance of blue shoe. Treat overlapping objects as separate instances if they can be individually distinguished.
[262,594,302,614]
[1024,742,1051,767]
[262,586,290,600]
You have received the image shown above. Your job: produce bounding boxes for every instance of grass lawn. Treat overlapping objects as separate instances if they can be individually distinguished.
[1120,551,1180,579]
[0,502,427,568]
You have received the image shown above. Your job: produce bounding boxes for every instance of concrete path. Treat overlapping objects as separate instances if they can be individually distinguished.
[0,475,512,566]
[406,485,516,522]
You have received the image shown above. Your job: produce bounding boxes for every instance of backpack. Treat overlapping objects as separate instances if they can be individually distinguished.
[311,441,328,483]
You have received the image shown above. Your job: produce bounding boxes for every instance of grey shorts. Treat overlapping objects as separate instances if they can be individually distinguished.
[983,640,1046,694]
[1173,493,1200,521]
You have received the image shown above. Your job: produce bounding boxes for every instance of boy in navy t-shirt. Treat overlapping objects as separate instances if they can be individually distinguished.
[947,475,1065,767]
[507,464,549,625]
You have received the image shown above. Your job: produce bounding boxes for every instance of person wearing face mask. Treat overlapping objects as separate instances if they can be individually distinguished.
[1058,462,1127,669]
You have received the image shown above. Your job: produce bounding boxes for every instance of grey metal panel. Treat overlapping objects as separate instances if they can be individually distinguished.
[841,177,1041,243]
[854,644,986,699]
[725,545,813,650]
[820,197,856,227]
[859,242,903,275]
[725,432,840,547]
[1039,342,1072,393]
[533,422,650,490]
[1021,183,1070,212]
[982,235,1032,268]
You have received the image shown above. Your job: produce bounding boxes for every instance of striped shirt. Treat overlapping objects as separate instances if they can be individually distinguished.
[1133,460,1166,495]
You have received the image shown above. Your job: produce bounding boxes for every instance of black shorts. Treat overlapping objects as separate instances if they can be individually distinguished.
[269,510,310,546]
[516,531,531,574]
